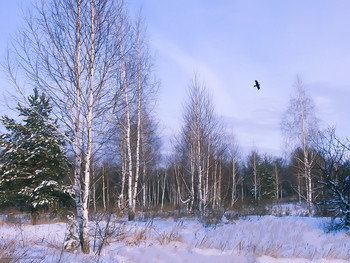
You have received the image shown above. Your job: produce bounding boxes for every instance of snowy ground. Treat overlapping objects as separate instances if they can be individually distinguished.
[0,213,349,263]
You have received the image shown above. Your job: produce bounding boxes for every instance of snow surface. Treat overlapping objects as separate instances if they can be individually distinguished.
[0,215,349,262]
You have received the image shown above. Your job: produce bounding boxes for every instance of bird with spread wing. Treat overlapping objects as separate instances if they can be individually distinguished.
[254,80,260,90]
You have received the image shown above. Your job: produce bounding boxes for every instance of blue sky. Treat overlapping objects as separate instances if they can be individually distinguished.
[127,0,350,155]
[1,0,350,156]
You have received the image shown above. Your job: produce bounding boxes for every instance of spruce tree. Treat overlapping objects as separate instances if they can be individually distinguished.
[0,89,72,214]
[260,158,276,199]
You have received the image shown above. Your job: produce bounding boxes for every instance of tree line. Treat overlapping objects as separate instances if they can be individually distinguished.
[1,0,349,254]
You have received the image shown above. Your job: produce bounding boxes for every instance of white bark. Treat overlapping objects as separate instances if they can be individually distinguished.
[231,155,237,206]
[92,163,96,213]
[161,170,167,210]
[204,136,210,210]
[106,165,110,209]
[190,144,195,213]
[197,134,203,213]
[274,162,279,200]
[253,151,258,201]
[213,160,218,209]
[79,0,95,253]
[298,85,314,215]
[132,24,142,212]
[72,0,87,253]
[118,18,134,220]
[119,139,126,208]
[142,162,147,208]
[102,163,106,211]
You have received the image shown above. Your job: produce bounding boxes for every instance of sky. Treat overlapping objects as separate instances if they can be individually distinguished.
[1,0,350,156]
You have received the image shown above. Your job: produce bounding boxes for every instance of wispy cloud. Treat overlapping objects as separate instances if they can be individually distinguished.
[152,38,235,115]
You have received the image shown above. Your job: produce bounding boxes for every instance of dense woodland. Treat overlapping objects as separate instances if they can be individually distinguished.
[0,0,350,254]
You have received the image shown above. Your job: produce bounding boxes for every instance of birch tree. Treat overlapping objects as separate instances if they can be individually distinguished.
[229,135,240,206]
[8,0,126,253]
[281,78,319,215]
[176,75,222,216]
[117,11,135,220]
[113,13,158,219]
[244,150,261,201]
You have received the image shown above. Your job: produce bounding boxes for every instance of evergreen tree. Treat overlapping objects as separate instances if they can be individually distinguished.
[0,88,72,213]
[260,157,276,199]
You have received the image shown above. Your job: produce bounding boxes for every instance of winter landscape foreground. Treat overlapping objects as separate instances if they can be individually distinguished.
[1,206,350,263]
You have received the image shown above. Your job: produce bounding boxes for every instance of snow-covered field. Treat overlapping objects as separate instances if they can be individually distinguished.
[0,213,349,263]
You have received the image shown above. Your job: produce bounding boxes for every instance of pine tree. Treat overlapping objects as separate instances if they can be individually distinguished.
[0,88,73,215]
[260,157,276,199]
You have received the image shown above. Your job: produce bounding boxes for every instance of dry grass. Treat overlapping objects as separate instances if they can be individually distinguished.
[155,225,182,245]
[1,210,350,262]
[156,230,181,245]
[0,238,29,263]
[123,220,154,246]
[110,218,184,247]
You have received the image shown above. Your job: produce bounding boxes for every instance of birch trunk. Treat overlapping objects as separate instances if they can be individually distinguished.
[102,163,106,211]
[253,151,258,201]
[204,137,210,211]
[197,139,203,214]
[72,0,89,253]
[79,0,96,253]
[142,162,147,208]
[190,145,195,213]
[274,162,279,200]
[161,170,167,210]
[300,100,313,215]
[119,140,126,208]
[213,160,217,210]
[231,157,237,207]
[132,26,142,213]
[118,22,134,220]
[156,167,160,206]
[92,164,96,213]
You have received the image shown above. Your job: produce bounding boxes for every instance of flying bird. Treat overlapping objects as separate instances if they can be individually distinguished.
[254,80,260,90]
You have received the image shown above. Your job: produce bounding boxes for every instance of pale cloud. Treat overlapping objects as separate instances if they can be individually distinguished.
[152,38,235,116]
[3,0,350,157]
[151,36,290,154]
[136,0,350,156]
